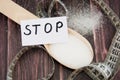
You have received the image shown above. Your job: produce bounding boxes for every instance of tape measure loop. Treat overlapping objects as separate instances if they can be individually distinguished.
[7,46,55,80]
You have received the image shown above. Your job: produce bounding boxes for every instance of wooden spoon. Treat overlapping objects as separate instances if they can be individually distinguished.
[0,0,93,69]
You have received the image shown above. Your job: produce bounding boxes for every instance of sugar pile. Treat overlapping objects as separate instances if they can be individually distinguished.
[46,29,94,69]
[68,7,103,35]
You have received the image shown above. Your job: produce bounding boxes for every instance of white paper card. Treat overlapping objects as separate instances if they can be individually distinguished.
[21,16,68,46]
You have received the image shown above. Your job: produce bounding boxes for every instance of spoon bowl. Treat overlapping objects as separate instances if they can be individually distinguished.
[0,0,94,69]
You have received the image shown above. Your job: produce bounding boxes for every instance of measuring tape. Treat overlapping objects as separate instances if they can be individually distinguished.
[67,0,120,80]
[7,0,66,80]
[7,0,120,80]
[7,46,55,80]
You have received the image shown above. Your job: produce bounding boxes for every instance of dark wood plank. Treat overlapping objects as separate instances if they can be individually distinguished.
[0,0,120,80]
[6,0,56,80]
[0,14,7,80]
[91,0,120,80]
[108,0,120,80]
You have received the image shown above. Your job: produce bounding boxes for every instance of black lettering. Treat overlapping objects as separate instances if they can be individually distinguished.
[106,70,110,76]
[107,62,114,69]
[109,56,117,62]
[100,65,105,70]
[24,25,31,35]
[112,49,120,56]
[32,24,40,35]
[44,23,52,33]
[56,21,63,32]
[117,36,120,41]
[114,42,120,49]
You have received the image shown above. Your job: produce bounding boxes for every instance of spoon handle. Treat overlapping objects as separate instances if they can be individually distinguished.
[0,0,38,24]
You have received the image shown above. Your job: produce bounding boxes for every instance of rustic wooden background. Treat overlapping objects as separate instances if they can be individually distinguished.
[0,0,120,80]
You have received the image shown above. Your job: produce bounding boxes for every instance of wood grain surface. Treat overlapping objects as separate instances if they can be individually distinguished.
[0,0,120,80]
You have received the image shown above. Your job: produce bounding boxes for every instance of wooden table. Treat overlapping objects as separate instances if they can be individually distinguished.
[0,0,120,80]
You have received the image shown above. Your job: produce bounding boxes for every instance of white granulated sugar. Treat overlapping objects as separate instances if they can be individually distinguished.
[68,7,103,35]
[48,33,93,69]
